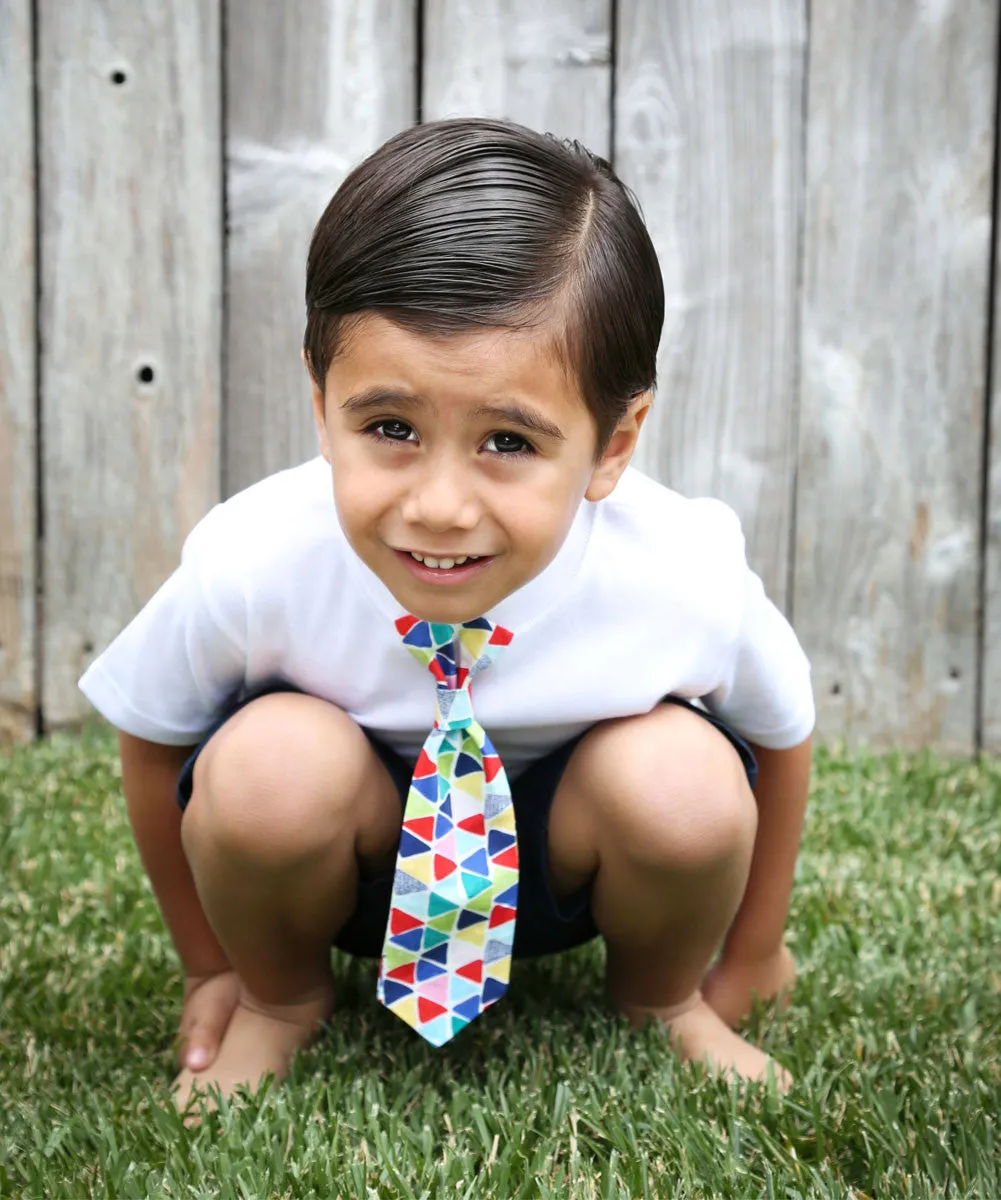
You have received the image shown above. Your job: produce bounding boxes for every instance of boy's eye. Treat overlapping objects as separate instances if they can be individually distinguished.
[371,419,416,442]
[484,431,533,455]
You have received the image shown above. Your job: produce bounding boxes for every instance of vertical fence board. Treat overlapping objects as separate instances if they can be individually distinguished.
[986,73,1001,754]
[615,1,806,609]
[423,0,612,158]
[795,2,996,753]
[225,0,416,496]
[0,0,36,745]
[38,1,222,730]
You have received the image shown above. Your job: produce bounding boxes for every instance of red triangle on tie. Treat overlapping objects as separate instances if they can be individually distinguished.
[403,816,434,843]
[433,854,457,880]
[390,907,423,935]
[488,904,516,927]
[493,845,518,869]
[418,997,448,1023]
[456,667,469,687]
[387,961,417,984]
[456,960,483,983]
[489,626,513,646]
[483,755,502,782]
[457,813,485,836]
[414,749,436,778]
[396,615,419,637]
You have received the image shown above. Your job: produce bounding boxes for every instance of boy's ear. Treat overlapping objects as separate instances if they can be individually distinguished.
[305,351,332,463]
[585,391,652,502]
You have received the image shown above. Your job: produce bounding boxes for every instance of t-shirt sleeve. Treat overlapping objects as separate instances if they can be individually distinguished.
[700,514,816,750]
[77,509,247,745]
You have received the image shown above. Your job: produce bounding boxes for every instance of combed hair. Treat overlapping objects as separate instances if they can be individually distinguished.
[303,117,664,452]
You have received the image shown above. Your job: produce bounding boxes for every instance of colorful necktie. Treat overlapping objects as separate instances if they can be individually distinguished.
[377,616,517,1046]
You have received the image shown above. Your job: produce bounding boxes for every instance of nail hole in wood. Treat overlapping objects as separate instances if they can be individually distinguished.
[137,364,155,385]
[949,666,961,680]
[83,641,94,655]
[831,682,841,696]
[110,68,128,86]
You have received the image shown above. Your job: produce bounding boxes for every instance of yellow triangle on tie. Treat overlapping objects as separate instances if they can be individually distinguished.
[458,628,489,661]
[455,919,488,946]
[454,772,483,801]
[489,804,515,834]
[486,955,511,984]
[404,851,433,887]
[403,788,437,820]
[389,993,418,1028]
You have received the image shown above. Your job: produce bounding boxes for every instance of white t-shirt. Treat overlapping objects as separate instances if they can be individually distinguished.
[78,457,815,776]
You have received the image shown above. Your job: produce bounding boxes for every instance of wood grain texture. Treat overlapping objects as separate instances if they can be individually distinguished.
[985,75,1001,755]
[795,0,997,753]
[225,0,416,496]
[423,0,612,157]
[38,1,222,730]
[0,0,36,745]
[615,0,807,610]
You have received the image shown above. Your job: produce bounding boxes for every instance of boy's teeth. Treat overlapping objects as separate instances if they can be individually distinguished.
[409,552,477,569]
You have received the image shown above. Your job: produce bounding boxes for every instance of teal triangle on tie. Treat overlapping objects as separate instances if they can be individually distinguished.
[376,615,517,1045]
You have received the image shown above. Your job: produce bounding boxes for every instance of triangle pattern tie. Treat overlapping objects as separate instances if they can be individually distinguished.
[377,615,517,1046]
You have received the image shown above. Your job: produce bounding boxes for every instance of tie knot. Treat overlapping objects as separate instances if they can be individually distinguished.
[396,615,513,730]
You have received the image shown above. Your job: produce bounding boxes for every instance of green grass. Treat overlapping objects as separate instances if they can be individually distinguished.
[1,726,999,1199]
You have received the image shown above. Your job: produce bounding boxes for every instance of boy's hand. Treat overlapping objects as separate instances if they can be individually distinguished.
[176,970,241,1071]
[702,943,796,1029]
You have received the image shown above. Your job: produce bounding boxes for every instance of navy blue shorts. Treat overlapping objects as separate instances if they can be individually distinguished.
[176,685,758,960]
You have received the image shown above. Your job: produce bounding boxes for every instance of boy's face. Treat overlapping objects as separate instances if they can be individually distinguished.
[310,314,649,623]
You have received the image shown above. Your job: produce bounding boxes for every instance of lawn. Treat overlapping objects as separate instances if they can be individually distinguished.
[1,724,999,1199]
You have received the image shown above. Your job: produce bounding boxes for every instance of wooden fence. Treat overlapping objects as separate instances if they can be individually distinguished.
[1,1,999,755]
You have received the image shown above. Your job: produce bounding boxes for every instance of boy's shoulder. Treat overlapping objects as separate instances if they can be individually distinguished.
[180,456,343,575]
[608,467,746,565]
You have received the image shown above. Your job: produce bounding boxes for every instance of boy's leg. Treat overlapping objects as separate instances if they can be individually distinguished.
[546,702,789,1086]
[173,692,402,1107]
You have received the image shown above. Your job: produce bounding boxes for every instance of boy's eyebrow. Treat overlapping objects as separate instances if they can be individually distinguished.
[340,388,566,441]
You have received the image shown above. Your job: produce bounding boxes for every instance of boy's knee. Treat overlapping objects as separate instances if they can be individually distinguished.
[184,692,374,867]
[577,704,757,875]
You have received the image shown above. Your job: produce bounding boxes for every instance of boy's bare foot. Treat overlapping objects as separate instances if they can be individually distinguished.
[614,990,793,1091]
[171,983,335,1118]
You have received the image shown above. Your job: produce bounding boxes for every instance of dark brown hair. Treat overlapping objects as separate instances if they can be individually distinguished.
[303,118,664,451]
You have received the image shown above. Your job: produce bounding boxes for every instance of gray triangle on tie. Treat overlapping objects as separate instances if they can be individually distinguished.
[485,938,510,964]
[394,868,427,895]
[484,790,510,819]
[436,689,456,720]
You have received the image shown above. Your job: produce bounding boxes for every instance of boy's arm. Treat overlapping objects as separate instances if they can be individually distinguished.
[702,733,813,1027]
[118,731,229,976]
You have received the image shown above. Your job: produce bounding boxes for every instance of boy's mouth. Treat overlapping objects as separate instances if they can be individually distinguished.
[394,548,494,586]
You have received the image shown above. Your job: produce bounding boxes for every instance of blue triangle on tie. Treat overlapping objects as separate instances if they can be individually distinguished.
[461,848,490,877]
[424,941,449,966]
[487,830,516,856]
[495,883,518,908]
[416,957,446,981]
[391,928,423,952]
[436,644,456,667]
[454,994,481,1021]
[455,753,480,777]
[440,795,453,818]
[463,617,491,630]
[403,622,433,648]
[381,979,412,1007]
[413,774,439,803]
[435,813,453,839]
[456,908,486,929]
[483,976,507,1005]
[398,829,429,858]
[462,872,491,898]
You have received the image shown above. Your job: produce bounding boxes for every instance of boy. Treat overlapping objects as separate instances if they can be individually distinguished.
[79,118,814,1110]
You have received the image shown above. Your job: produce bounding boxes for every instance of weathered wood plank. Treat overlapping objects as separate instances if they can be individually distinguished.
[795,0,996,753]
[615,0,807,610]
[423,0,612,158]
[38,1,222,731]
[0,0,36,745]
[225,0,416,496]
[985,66,1001,755]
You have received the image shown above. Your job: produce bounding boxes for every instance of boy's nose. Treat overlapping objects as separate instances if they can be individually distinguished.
[402,458,480,532]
